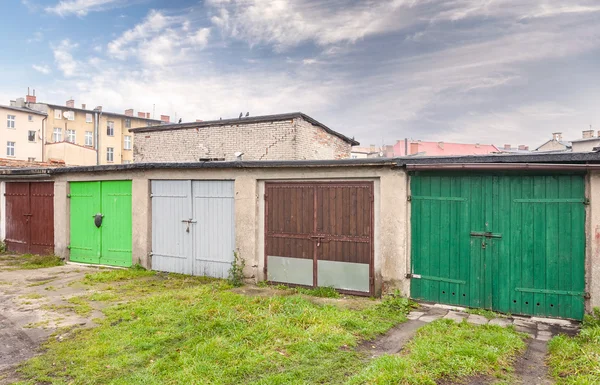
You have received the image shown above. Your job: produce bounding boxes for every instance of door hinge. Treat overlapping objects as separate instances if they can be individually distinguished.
[584,292,591,299]
[264,194,268,201]
[67,194,71,198]
[407,195,412,201]
[584,198,590,206]
[406,273,421,279]
[67,244,71,249]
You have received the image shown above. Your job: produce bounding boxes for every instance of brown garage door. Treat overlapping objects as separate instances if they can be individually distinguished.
[5,182,54,255]
[265,182,374,295]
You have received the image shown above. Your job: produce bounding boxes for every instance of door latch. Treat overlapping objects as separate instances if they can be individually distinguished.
[181,218,197,233]
[93,213,104,228]
[481,241,486,249]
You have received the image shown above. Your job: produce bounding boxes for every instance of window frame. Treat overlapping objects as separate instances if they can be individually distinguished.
[107,121,114,136]
[124,135,132,150]
[106,147,114,162]
[28,115,33,122]
[7,115,15,129]
[6,141,15,157]
[85,131,93,146]
[86,113,93,123]
[53,127,62,142]
[54,109,62,119]
[125,118,131,129]
[28,130,36,142]
[67,129,76,143]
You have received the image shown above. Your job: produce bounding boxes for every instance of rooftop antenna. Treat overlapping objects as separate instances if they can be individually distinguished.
[153,104,155,119]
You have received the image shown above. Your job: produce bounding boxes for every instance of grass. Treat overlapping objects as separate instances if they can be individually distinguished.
[547,308,600,384]
[20,293,44,300]
[7,254,64,269]
[348,319,527,385]
[26,278,56,287]
[15,270,411,385]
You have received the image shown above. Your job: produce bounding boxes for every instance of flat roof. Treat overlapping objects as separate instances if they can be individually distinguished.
[2,151,600,176]
[129,112,360,146]
[44,103,161,122]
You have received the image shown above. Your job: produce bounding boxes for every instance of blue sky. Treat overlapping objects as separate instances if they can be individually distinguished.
[1,0,600,148]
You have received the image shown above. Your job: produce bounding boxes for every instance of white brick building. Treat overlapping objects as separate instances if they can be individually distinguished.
[130,112,358,162]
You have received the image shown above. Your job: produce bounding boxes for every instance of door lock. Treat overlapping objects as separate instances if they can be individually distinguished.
[481,241,486,249]
[181,218,197,233]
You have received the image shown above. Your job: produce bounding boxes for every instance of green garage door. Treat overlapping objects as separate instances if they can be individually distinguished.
[69,181,133,267]
[410,173,586,320]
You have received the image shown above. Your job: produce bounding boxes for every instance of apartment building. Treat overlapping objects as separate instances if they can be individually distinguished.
[22,93,162,165]
[0,102,46,162]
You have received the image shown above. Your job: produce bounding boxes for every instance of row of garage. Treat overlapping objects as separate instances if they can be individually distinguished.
[0,158,597,320]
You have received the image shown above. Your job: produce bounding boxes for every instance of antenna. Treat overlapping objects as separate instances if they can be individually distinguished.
[153,104,155,119]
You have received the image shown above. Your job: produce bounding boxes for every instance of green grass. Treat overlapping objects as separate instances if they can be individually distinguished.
[294,286,341,298]
[348,319,526,385]
[16,277,410,385]
[547,309,600,384]
[66,296,94,316]
[8,254,64,269]
[20,293,44,300]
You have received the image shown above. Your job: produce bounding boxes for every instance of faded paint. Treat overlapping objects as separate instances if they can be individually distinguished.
[587,171,600,310]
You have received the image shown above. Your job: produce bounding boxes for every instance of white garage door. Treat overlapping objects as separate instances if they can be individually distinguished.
[151,180,235,278]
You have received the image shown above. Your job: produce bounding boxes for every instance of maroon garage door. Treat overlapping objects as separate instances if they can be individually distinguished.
[265,182,374,295]
[5,182,54,254]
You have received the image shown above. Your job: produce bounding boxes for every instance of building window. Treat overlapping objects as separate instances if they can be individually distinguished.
[67,129,76,143]
[66,111,75,121]
[107,147,114,162]
[28,115,33,122]
[54,109,62,119]
[28,130,36,142]
[107,121,114,136]
[124,135,132,150]
[86,113,93,123]
[85,131,93,146]
[7,115,15,128]
[125,118,131,128]
[7,141,15,157]
[53,127,62,142]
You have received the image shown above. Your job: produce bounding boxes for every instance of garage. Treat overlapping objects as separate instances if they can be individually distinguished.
[68,181,132,267]
[410,173,586,320]
[150,180,235,278]
[265,182,374,295]
[4,182,54,254]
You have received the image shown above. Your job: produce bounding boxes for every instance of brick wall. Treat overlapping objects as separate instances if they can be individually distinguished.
[133,117,351,162]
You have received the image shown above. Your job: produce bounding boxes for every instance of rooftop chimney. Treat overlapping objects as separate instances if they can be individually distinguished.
[582,130,594,139]
[138,112,146,118]
[15,98,25,108]
[196,119,203,122]
[94,106,102,112]
[81,104,86,110]
[66,99,75,108]
[552,132,562,141]
[26,88,37,104]
[161,115,170,123]
[125,109,134,117]
[518,145,526,151]
[504,144,511,150]
[146,112,151,119]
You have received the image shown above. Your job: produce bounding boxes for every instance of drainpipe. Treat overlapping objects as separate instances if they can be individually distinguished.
[41,115,47,162]
[94,111,102,165]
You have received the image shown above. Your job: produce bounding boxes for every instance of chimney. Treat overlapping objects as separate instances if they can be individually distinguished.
[146,112,151,119]
[15,98,25,108]
[524,146,529,151]
[66,99,75,108]
[161,115,170,123]
[518,145,526,151]
[26,88,37,103]
[138,112,146,118]
[82,104,86,109]
[196,119,203,122]
[125,109,134,117]
[582,130,594,139]
[9,100,16,107]
[504,144,511,150]
[475,143,480,148]
[552,132,562,141]
[94,106,102,112]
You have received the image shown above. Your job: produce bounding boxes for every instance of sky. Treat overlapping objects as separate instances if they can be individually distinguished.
[0,0,599,149]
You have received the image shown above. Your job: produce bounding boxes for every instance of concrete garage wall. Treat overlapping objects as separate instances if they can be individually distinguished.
[587,171,600,310]
[51,165,409,296]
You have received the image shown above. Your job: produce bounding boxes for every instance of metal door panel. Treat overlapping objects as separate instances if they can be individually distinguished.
[29,182,54,255]
[151,180,193,274]
[69,182,101,264]
[192,181,235,279]
[5,183,31,254]
[100,181,132,267]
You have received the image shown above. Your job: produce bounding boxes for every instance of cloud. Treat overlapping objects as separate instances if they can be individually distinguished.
[32,64,52,74]
[52,39,80,77]
[27,31,44,43]
[46,0,123,16]
[107,10,211,66]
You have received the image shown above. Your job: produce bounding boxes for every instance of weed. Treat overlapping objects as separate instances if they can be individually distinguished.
[295,286,340,298]
[0,240,6,254]
[349,319,526,384]
[8,254,64,269]
[87,292,119,302]
[67,296,93,316]
[44,286,57,291]
[548,307,600,384]
[20,293,44,300]
[378,290,417,314]
[256,281,269,288]
[466,308,504,320]
[227,251,245,287]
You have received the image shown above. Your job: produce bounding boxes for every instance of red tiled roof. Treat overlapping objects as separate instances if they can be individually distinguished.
[0,158,65,168]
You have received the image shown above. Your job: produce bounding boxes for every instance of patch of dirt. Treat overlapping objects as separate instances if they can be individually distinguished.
[514,339,554,385]
[358,319,426,357]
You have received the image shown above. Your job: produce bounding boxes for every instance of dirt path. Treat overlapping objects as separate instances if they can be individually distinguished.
[360,319,427,357]
[514,339,554,385]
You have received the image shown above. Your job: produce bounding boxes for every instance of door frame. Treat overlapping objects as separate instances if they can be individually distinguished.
[263,181,375,296]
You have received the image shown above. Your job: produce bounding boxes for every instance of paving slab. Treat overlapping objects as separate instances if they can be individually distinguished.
[488,318,512,327]
[466,314,488,325]
[419,313,446,323]
[407,311,425,320]
[443,310,469,323]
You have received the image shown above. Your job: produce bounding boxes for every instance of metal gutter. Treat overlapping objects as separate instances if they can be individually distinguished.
[406,163,600,171]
